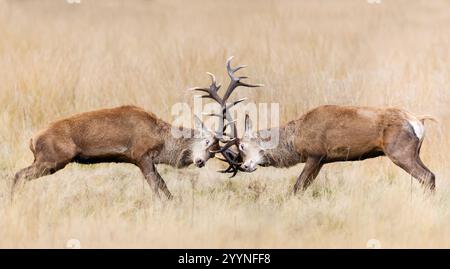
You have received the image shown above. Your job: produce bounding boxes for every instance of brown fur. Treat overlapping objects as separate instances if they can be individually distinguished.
[241,105,436,193]
[12,105,212,200]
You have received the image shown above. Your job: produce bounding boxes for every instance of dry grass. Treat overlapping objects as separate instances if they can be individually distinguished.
[1,0,450,248]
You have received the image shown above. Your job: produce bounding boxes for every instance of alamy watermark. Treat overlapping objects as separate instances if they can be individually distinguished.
[66,238,81,249]
[366,238,381,249]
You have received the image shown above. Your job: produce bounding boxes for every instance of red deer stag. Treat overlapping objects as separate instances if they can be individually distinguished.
[233,105,436,193]
[12,106,217,200]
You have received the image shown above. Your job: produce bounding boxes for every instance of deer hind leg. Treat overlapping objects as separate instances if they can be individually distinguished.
[415,158,435,191]
[12,140,75,199]
[384,126,435,191]
[388,154,435,191]
[293,156,324,194]
[11,159,69,199]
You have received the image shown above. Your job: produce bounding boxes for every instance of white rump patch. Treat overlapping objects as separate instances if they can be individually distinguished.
[409,120,424,140]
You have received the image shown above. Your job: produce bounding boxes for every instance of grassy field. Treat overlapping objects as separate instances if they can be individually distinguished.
[1,0,449,248]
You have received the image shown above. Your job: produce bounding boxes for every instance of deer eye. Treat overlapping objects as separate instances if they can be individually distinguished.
[205,139,210,146]
[239,144,245,151]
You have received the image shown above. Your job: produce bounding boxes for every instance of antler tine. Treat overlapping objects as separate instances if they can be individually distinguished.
[218,166,235,173]
[189,72,224,105]
[223,56,263,102]
[186,86,209,92]
[206,72,222,91]
[225,98,247,112]
[239,81,264,88]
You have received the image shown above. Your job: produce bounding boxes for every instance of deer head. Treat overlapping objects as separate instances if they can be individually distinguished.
[191,114,218,168]
[237,114,268,172]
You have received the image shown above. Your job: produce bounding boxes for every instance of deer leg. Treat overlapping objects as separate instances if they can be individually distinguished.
[138,162,161,200]
[416,157,435,190]
[11,160,66,199]
[153,168,173,200]
[384,129,435,191]
[12,165,35,197]
[137,156,173,200]
[293,156,324,194]
[388,155,435,191]
[414,141,435,190]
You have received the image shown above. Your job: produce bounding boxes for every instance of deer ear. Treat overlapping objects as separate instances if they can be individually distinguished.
[244,113,253,138]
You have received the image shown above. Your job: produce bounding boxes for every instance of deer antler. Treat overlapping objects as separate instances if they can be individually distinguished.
[189,56,262,177]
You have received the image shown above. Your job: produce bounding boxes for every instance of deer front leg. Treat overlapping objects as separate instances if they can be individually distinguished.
[137,156,173,200]
[152,166,173,200]
[293,156,323,194]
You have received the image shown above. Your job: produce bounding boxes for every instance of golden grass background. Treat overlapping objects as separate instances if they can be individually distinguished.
[1,0,449,248]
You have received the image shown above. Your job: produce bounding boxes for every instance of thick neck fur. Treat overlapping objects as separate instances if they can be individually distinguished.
[154,127,196,168]
[258,122,301,168]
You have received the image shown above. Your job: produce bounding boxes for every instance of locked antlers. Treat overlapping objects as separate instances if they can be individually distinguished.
[188,56,263,176]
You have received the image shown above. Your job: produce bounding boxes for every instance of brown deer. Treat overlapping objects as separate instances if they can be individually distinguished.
[12,57,259,200]
[11,105,219,200]
[232,105,436,193]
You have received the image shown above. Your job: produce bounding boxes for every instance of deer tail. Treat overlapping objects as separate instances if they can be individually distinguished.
[419,115,438,125]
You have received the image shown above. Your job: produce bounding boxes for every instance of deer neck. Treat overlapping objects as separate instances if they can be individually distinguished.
[156,128,196,168]
[259,124,301,168]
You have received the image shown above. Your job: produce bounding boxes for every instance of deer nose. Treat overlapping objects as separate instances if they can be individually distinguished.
[195,159,205,168]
